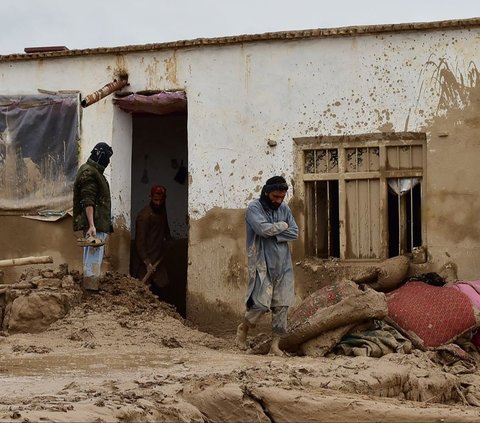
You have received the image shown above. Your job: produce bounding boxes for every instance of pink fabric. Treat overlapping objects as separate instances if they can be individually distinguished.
[452,283,480,309]
[455,280,480,295]
[452,281,480,348]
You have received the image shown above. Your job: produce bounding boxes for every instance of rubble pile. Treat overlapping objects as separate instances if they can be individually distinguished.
[0,265,183,336]
[0,264,82,334]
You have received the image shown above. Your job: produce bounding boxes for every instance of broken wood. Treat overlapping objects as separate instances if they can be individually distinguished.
[0,256,53,268]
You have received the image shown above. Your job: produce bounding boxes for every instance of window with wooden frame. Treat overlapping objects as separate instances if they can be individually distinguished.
[294,133,426,260]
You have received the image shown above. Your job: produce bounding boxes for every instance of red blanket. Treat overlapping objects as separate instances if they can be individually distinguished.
[387,281,477,348]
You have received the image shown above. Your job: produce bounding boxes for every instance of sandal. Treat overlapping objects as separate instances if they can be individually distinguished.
[76,236,105,247]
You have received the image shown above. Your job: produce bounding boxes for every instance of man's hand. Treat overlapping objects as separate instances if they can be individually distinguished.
[86,225,96,238]
[278,221,288,231]
[145,260,155,274]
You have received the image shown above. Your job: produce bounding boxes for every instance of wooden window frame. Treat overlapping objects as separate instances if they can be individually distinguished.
[294,132,426,261]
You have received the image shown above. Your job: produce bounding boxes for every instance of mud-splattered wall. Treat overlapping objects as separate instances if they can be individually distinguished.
[0,216,82,283]
[1,21,480,327]
[187,207,247,333]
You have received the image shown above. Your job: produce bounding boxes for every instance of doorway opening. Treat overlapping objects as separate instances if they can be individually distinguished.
[129,112,188,317]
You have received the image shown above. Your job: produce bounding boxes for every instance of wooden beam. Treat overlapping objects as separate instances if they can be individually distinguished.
[0,256,53,268]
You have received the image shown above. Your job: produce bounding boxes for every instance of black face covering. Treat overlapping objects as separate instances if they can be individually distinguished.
[259,176,289,211]
[89,142,113,168]
[259,187,280,210]
[99,156,111,168]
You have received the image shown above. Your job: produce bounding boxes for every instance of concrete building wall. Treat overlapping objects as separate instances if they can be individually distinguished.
[1,23,480,329]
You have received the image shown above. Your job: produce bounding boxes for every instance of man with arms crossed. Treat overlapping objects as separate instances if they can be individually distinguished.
[236,176,298,356]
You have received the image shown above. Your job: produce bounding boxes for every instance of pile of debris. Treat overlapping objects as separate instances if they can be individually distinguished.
[0,264,81,334]
[0,263,183,336]
[249,256,480,374]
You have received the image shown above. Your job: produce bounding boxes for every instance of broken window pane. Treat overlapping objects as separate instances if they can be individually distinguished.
[368,147,380,171]
[327,149,339,173]
[304,149,338,173]
[304,150,315,173]
[387,178,420,195]
[347,147,380,172]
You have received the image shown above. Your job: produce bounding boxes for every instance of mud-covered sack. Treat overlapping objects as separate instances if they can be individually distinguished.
[367,256,410,292]
[289,279,361,331]
[249,280,388,355]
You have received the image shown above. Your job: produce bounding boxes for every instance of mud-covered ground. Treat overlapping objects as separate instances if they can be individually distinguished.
[1,273,480,422]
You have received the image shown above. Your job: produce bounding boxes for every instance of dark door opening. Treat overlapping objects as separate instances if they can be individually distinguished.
[129,112,188,317]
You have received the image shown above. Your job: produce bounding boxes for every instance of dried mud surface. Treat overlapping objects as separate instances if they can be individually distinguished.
[1,273,480,422]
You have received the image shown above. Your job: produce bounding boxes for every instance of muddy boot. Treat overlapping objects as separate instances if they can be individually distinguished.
[235,320,251,350]
[82,276,99,291]
[268,333,285,357]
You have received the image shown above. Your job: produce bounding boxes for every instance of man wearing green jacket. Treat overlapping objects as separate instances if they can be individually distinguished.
[73,142,113,291]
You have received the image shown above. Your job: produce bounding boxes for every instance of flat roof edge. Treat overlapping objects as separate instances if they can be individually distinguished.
[2,17,480,62]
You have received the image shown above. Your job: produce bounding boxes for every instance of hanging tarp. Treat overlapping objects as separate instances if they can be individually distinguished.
[388,178,420,196]
[113,91,187,115]
[0,94,80,214]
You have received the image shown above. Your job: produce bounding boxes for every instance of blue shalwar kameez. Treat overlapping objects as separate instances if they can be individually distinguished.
[243,198,298,334]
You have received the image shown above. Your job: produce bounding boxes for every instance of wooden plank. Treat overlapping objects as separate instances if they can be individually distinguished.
[0,256,53,268]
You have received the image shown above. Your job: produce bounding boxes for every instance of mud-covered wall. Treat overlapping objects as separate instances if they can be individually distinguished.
[187,208,247,332]
[2,22,480,327]
[422,78,480,279]
[0,216,81,282]
[0,215,123,281]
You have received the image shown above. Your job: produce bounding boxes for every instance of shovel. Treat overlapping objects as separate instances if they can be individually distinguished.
[141,256,164,284]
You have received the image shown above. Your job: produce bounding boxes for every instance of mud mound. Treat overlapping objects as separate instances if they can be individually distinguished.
[2,267,229,350]
[39,271,231,352]
[83,271,182,320]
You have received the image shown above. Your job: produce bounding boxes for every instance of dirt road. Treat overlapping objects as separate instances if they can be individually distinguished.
[1,273,480,422]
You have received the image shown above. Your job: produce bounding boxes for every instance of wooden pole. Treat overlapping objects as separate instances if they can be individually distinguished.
[0,256,53,268]
[141,257,163,284]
